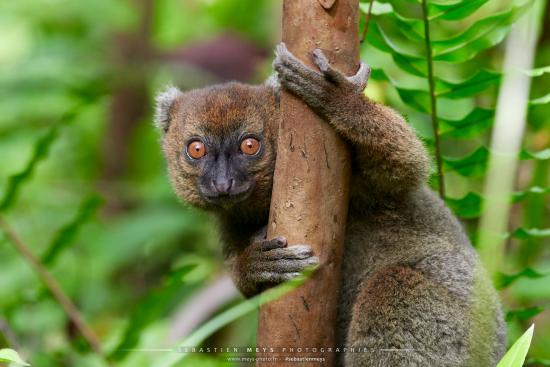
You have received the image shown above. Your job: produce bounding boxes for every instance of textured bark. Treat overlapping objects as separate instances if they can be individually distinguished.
[257,0,359,365]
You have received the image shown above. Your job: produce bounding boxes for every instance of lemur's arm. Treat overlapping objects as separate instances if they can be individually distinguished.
[273,43,429,199]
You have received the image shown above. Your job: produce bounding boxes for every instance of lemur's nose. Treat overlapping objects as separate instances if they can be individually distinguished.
[213,178,234,195]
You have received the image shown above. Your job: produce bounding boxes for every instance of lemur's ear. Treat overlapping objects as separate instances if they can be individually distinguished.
[154,86,183,133]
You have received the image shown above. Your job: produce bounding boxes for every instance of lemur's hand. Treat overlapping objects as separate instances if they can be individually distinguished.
[273,42,370,118]
[232,226,318,297]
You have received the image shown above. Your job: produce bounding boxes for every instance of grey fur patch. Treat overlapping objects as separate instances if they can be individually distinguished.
[264,74,280,90]
[154,86,182,132]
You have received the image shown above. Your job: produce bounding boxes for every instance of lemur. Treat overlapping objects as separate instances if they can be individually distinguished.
[155,43,506,366]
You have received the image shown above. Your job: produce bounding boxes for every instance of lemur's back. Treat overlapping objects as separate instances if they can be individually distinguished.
[338,186,506,366]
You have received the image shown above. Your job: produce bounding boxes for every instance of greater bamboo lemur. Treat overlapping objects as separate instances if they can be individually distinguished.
[155,43,506,366]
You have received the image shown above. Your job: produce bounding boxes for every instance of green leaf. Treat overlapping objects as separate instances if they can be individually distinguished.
[526,358,550,366]
[0,127,58,212]
[511,228,550,240]
[364,22,427,77]
[370,68,431,113]
[496,268,547,289]
[496,324,534,367]
[445,186,550,218]
[440,107,494,139]
[506,306,545,322]
[513,186,550,202]
[0,348,30,366]
[41,194,104,265]
[180,269,311,348]
[436,70,501,99]
[370,68,390,82]
[523,66,550,77]
[442,147,548,177]
[446,186,550,219]
[520,149,550,160]
[360,0,421,20]
[428,0,462,4]
[443,147,488,177]
[360,1,393,16]
[0,105,82,212]
[432,3,531,63]
[530,93,550,106]
[156,268,314,367]
[445,192,482,219]
[373,69,498,113]
[366,22,423,59]
[375,10,425,42]
[428,0,489,21]
[392,52,428,77]
[110,265,198,361]
[396,87,432,113]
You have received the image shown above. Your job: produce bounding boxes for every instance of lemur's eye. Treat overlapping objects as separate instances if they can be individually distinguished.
[240,137,261,156]
[187,140,206,159]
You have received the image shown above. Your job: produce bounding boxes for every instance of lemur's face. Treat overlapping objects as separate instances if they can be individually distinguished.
[156,83,279,211]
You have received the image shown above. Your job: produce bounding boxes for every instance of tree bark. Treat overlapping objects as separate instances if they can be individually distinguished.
[257,0,359,365]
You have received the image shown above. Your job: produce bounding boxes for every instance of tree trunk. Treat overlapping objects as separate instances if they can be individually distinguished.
[257,0,359,365]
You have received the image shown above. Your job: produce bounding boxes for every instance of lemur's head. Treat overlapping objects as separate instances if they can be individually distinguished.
[155,82,279,212]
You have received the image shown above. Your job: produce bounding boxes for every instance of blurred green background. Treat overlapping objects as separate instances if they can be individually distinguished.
[0,0,549,366]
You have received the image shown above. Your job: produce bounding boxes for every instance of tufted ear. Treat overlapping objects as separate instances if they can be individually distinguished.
[154,86,183,133]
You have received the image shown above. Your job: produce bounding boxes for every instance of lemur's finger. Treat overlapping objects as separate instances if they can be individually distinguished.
[274,43,297,67]
[261,258,320,273]
[256,272,301,284]
[274,43,303,72]
[274,43,325,84]
[347,62,371,90]
[256,236,287,251]
[275,70,322,101]
[276,68,317,93]
[277,78,326,109]
[263,245,314,260]
[274,56,322,83]
[312,49,346,84]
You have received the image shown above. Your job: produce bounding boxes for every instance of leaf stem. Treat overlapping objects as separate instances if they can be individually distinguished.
[421,0,445,198]
[0,215,110,365]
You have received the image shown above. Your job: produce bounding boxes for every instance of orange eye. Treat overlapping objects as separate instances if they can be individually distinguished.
[187,140,206,159]
[240,137,260,156]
